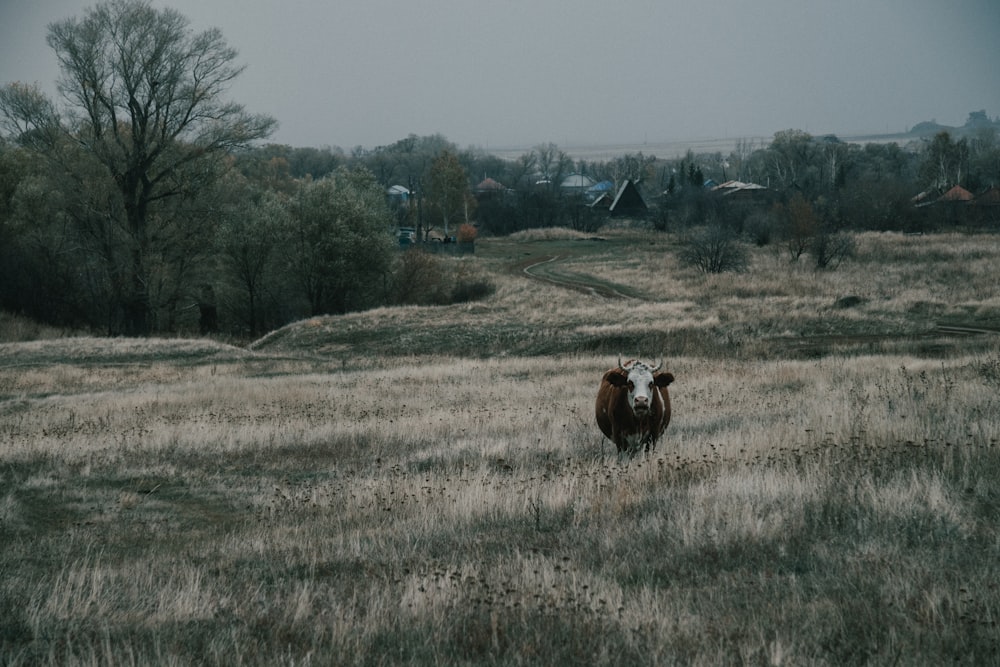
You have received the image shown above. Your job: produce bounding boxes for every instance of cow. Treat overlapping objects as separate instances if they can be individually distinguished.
[595,358,674,455]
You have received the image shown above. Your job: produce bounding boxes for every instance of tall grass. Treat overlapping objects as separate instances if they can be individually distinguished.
[2,230,1000,664]
[0,312,80,343]
[250,230,1000,361]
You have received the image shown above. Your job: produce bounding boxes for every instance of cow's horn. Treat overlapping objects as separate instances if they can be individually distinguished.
[618,355,625,371]
[652,359,663,372]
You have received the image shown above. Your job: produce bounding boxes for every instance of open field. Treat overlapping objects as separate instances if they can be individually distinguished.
[484,129,918,162]
[487,137,772,162]
[2,230,999,665]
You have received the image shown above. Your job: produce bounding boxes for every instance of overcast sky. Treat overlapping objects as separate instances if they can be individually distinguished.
[2,0,998,151]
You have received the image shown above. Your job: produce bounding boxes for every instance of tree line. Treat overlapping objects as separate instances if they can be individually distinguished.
[2,0,999,338]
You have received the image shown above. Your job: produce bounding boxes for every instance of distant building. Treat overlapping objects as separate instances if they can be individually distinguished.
[386,184,410,203]
[914,185,974,207]
[559,173,595,193]
[609,179,647,216]
[475,177,505,194]
[589,192,613,210]
[710,180,770,198]
[913,184,977,225]
[937,185,974,202]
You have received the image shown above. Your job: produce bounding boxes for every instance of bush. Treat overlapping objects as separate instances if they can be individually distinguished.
[451,280,495,303]
[392,249,495,306]
[812,230,856,269]
[678,224,750,273]
[0,311,79,342]
[457,223,477,243]
[392,249,450,305]
[743,211,774,246]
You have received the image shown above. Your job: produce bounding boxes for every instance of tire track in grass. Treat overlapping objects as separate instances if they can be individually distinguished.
[519,255,640,299]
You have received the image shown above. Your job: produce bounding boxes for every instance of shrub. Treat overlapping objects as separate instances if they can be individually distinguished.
[392,249,495,306]
[743,211,774,246]
[812,230,857,269]
[392,249,450,305]
[451,280,495,303]
[457,223,477,244]
[678,224,750,273]
[0,311,78,342]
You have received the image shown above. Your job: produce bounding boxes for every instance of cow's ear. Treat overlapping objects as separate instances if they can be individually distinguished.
[654,372,674,387]
[606,370,628,386]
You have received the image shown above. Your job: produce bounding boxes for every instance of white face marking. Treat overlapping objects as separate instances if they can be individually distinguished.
[624,364,657,415]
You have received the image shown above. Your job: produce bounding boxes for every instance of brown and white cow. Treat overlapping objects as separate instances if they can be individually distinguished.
[595,358,674,455]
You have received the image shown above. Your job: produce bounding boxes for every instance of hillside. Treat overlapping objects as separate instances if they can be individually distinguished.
[250,229,1000,362]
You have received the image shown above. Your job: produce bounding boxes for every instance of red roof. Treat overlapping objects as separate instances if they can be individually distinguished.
[938,185,974,202]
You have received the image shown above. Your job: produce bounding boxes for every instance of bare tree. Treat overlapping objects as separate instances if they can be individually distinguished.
[532,143,572,188]
[678,223,749,273]
[0,0,275,334]
[507,151,538,190]
[812,230,856,270]
[609,152,655,187]
[767,129,814,190]
[730,137,758,182]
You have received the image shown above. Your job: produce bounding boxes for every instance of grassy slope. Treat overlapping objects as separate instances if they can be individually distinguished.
[253,230,1000,361]
[2,230,1000,665]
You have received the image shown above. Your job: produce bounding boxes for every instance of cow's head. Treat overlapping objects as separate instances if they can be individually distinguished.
[607,358,674,416]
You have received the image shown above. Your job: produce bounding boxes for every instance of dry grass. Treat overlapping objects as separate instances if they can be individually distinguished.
[2,230,1000,665]
[0,312,80,343]
[248,230,1000,362]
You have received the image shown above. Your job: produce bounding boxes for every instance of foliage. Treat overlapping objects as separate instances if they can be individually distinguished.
[0,311,78,342]
[427,149,470,237]
[216,181,290,335]
[234,144,344,186]
[919,131,970,191]
[449,278,495,303]
[0,0,275,335]
[287,167,395,315]
[391,248,449,305]
[456,223,477,243]
[391,248,494,308]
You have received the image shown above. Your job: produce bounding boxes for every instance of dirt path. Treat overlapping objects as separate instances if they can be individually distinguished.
[517,255,639,299]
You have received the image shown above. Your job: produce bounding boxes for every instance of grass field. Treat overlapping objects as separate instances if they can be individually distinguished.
[2,229,999,665]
